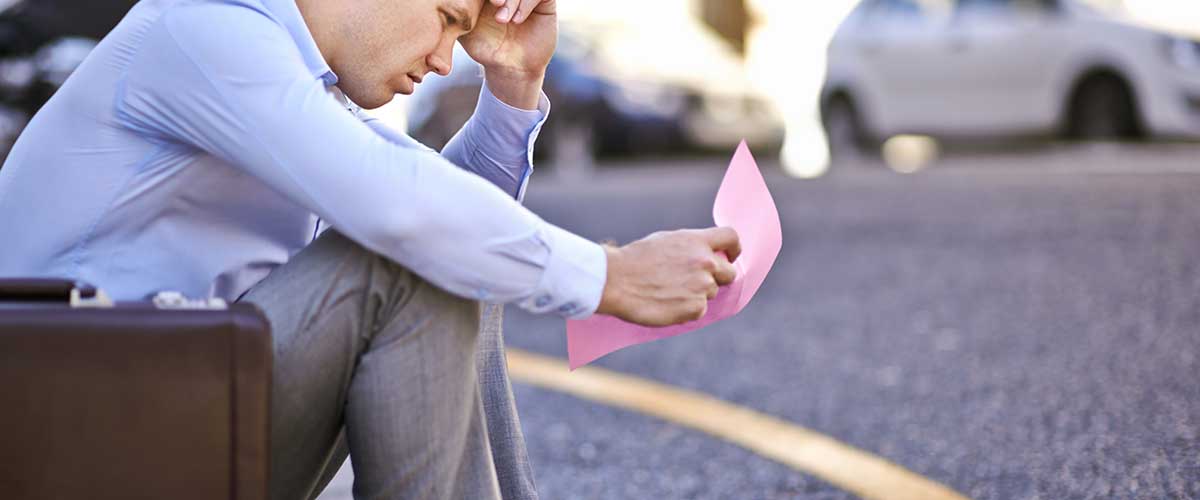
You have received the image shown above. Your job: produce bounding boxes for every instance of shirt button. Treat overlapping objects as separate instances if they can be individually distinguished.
[535,295,552,308]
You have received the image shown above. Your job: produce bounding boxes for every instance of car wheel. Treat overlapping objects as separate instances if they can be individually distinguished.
[822,96,876,164]
[1067,74,1142,141]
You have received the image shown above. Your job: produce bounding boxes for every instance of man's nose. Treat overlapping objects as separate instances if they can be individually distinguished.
[426,41,454,76]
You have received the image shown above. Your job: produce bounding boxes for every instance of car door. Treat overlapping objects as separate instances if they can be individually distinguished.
[942,0,1069,133]
[852,0,958,136]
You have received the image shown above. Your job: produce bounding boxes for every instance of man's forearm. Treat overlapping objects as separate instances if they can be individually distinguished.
[483,67,545,110]
[439,80,548,199]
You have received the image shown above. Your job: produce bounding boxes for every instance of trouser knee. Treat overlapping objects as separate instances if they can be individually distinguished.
[297,230,482,357]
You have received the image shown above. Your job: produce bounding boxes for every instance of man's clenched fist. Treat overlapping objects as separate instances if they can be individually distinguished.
[597,227,741,327]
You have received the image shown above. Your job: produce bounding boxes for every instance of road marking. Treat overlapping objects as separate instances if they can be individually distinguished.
[506,349,970,500]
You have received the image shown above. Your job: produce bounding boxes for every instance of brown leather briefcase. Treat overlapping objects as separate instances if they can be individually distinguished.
[0,279,272,500]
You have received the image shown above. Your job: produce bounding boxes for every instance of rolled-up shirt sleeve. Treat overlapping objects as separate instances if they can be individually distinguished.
[115,3,605,318]
[441,83,547,201]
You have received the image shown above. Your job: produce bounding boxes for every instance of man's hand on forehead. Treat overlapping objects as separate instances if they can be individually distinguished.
[486,0,556,25]
[461,0,555,107]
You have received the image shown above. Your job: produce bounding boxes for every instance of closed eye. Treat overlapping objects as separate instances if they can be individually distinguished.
[440,7,474,33]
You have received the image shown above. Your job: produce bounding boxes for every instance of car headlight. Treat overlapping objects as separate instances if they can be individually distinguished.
[1162,35,1200,70]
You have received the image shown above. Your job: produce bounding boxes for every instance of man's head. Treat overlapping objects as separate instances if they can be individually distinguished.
[297,0,483,109]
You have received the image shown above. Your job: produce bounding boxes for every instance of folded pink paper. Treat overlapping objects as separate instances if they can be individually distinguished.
[566,140,783,369]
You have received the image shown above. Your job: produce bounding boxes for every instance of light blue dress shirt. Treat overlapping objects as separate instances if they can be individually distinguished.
[0,0,607,318]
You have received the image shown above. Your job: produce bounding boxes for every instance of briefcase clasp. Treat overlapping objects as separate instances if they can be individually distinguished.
[151,291,228,310]
[69,287,114,309]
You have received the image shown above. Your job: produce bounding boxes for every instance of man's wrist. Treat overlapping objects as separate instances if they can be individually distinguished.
[483,66,546,110]
[596,244,623,317]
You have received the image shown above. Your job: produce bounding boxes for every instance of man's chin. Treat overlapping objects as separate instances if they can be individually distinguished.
[350,92,393,111]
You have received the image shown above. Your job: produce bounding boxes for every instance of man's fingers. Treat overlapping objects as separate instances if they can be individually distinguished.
[495,0,522,22]
[711,253,737,286]
[704,226,741,262]
[703,274,720,300]
[532,0,557,15]
[504,0,529,23]
[493,0,551,23]
[684,299,708,323]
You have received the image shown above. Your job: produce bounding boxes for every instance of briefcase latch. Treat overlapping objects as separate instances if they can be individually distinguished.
[151,291,228,310]
[69,287,114,309]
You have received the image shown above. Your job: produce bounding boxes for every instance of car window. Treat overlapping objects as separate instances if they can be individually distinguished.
[955,0,1057,15]
[859,0,953,24]
[912,0,955,19]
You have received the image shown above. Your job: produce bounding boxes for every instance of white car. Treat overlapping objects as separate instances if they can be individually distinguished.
[821,0,1200,158]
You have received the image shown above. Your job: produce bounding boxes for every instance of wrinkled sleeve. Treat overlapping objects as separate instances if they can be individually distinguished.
[114,3,605,318]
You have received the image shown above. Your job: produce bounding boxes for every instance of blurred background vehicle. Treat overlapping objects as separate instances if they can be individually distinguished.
[821,0,1200,161]
[0,0,136,157]
[408,31,688,168]
[408,22,784,168]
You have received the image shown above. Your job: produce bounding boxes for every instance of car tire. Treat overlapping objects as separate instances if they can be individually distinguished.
[822,96,877,165]
[1067,74,1142,141]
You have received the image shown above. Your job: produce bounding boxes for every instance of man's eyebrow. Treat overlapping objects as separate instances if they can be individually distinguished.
[445,6,474,32]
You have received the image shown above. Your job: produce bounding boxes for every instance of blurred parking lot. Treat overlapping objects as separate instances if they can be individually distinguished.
[501,144,1200,499]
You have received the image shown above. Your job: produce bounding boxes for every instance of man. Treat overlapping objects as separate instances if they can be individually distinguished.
[0,0,741,498]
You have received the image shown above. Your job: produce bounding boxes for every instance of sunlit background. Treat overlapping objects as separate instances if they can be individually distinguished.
[382,0,1200,179]
[1,0,1198,177]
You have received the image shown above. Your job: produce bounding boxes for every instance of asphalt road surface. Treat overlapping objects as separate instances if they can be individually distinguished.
[506,144,1200,500]
[319,143,1200,500]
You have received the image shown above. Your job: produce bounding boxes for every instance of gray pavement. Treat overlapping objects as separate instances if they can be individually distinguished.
[319,144,1200,500]
[505,145,1200,500]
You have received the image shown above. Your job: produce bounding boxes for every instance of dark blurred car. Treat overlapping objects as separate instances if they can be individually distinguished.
[821,0,1200,160]
[0,0,136,44]
[0,0,137,157]
[408,26,784,162]
[408,34,687,162]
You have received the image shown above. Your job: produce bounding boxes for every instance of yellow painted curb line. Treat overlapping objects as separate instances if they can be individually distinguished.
[506,349,970,500]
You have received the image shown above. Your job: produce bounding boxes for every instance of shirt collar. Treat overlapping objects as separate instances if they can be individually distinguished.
[260,0,339,85]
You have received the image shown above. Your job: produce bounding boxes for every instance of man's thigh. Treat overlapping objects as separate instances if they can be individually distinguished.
[238,230,496,500]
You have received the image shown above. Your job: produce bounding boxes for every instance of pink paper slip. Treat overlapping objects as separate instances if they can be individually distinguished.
[566,140,783,369]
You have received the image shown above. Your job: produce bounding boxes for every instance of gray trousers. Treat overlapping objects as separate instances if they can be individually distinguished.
[239,230,539,500]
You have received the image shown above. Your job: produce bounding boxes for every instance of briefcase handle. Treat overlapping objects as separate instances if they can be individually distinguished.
[0,278,113,307]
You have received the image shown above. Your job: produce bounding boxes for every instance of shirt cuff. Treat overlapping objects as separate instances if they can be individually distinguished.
[471,81,550,201]
[517,222,607,319]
